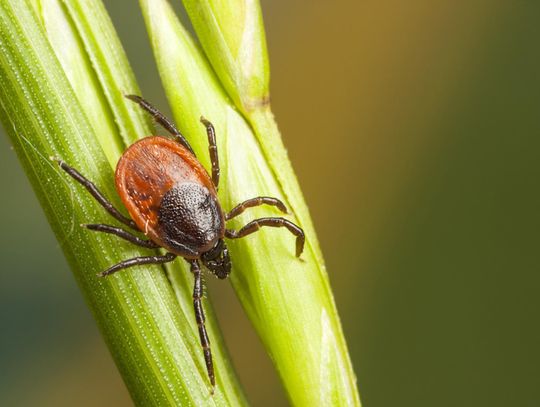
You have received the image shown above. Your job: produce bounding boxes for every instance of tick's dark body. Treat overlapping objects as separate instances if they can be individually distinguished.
[116,137,224,257]
[58,95,304,394]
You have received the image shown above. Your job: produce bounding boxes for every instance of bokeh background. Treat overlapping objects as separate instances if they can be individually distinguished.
[1,0,539,406]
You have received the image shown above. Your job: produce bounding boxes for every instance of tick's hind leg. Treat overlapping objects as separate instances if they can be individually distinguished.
[57,160,138,230]
[98,252,177,277]
[189,259,216,392]
[225,196,288,220]
[225,217,305,257]
[84,224,159,248]
[125,94,195,155]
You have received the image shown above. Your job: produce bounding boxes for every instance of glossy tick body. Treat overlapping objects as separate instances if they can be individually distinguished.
[57,95,305,393]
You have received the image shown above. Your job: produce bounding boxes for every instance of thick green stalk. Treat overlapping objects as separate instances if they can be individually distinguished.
[0,0,246,405]
[143,0,360,405]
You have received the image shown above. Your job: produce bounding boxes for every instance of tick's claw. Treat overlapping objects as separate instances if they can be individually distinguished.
[296,237,305,257]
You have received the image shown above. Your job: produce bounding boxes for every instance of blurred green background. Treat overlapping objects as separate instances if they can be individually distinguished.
[1,0,539,406]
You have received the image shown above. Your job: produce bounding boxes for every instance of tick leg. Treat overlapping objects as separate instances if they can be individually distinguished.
[226,217,305,257]
[57,160,138,230]
[84,224,160,249]
[125,94,195,155]
[98,252,177,277]
[200,117,220,189]
[225,196,288,220]
[189,259,216,392]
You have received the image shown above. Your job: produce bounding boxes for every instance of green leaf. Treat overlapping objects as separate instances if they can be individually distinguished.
[140,0,361,405]
[0,0,246,405]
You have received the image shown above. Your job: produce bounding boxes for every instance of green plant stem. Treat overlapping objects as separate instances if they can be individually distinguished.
[141,0,360,405]
[0,0,246,405]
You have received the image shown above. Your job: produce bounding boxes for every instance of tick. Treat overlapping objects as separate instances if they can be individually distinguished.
[57,95,305,392]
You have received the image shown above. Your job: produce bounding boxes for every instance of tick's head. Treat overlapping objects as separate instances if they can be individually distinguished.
[201,239,231,279]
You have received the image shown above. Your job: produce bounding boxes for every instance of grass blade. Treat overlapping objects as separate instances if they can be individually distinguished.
[0,0,247,404]
[141,0,360,404]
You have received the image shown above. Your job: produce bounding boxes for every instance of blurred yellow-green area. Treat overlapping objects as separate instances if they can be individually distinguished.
[1,0,539,406]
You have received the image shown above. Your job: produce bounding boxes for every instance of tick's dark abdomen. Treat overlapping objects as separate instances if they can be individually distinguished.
[158,183,224,255]
[115,136,225,258]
